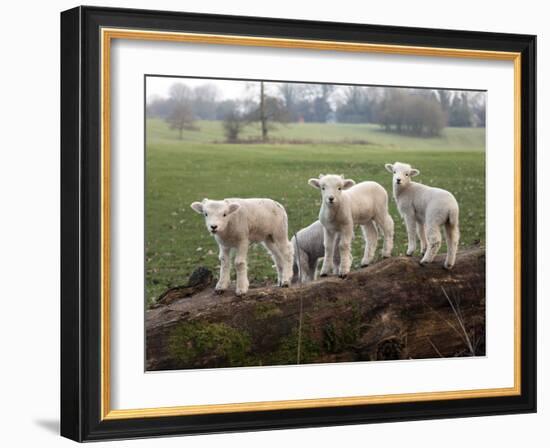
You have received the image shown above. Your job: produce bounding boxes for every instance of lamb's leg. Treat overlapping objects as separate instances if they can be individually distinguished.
[291,256,300,284]
[234,242,249,296]
[305,257,318,282]
[337,225,354,278]
[444,221,460,270]
[320,228,336,277]
[291,246,304,284]
[263,241,283,286]
[416,222,427,255]
[215,245,232,294]
[279,240,294,287]
[332,237,340,275]
[297,252,315,283]
[375,210,394,258]
[360,221,378,267]
[404,214,417,256]
[265,239,293,287]
[420,224,442,265]
[314,258,322,280]
[293,247,309,283]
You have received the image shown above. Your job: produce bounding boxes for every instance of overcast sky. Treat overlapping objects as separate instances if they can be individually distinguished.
[145,75,485,104]
[146,76,250,103]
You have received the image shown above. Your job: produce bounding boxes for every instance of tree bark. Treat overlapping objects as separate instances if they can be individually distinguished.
[260,81,268,141]
[146,247,485,371]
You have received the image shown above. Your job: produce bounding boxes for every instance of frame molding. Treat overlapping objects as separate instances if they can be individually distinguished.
[61,6,536,441]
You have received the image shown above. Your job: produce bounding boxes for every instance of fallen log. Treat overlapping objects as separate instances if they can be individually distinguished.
[146,247,485,371]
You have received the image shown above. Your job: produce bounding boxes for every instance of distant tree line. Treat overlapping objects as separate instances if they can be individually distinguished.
[147,81,486,141]
[377,89,445,137]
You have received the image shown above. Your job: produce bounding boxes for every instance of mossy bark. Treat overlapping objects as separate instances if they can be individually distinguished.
[146,248,485,371]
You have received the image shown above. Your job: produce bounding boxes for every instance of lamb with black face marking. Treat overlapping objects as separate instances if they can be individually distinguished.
[190,198,294,296]
[385,162,460,269]
[308,174,394,278]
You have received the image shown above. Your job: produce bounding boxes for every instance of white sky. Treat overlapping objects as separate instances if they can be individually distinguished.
[145,75,485,105]
[146,76,251,102]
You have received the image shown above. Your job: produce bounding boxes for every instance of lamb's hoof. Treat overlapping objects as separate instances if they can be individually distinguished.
[419,260,428,267]
[338,273,348,279]
[319,273,329,278]
[360,263,369,268]
[406,252,414,257]
[235,290,247,297]
[214,289,225,295]
[280,282,290,288]
[443,263,454,271]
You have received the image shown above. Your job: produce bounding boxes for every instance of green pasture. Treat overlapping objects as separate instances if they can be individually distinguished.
[146,119,485,305]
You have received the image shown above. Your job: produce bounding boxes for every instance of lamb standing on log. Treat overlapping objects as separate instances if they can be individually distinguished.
[308,174,394,278]
[190,198,294,296]
[291,220,341,283]
[385,162,460,269]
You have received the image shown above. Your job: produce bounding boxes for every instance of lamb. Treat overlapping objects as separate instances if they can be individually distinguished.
[308,174,394,278]
[190,198,294,296]
[291,220,341,283]
[384,162,460,269]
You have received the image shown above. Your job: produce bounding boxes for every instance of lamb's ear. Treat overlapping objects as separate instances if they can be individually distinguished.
[410,168,420,177]
[308,178,321,189]
[385,163,394,173]
[227,203,240,215]
[318,173,325,178]
[190,202,204,214]
[343,179,356,190]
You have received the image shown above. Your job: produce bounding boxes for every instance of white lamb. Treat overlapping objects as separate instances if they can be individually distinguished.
[385,162,460,269]
[308,174,394,278]
[190,198,294,296]
[291,220,341,283]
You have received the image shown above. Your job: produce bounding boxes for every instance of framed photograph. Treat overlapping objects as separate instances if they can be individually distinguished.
[61,6,536,441]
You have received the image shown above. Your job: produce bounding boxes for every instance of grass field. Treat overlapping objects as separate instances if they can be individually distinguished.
[146,119,485,305]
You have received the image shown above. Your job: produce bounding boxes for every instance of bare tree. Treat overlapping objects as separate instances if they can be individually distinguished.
[246,82,288,141]
[448,92,473,127]
[377,89,445,136]
[437,89,452,125]
[193,83,220,119]
[169,83,192,103]
[469,92,486,127]
[166,83,196,139]
[222,105,245,143]
[320,84,335,101]
[437,89,452,112]
[260,82,267,141]
[311,85,335,122]
[278,83,297,119]
[335,86,374,123]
